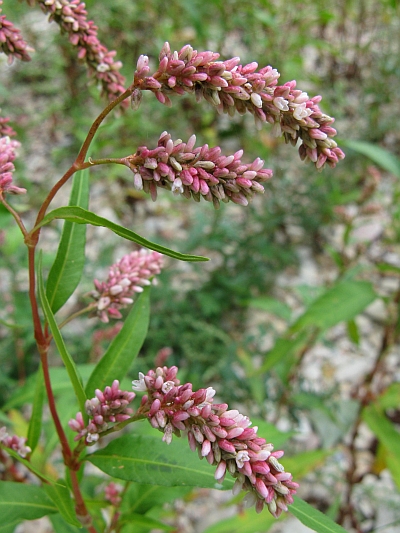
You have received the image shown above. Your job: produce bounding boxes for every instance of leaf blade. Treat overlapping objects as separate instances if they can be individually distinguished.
[46,169,89,313]
[87,434,234,489]
[38,255,87,413]
[85,289,150,395]
[35,206,208,262]
[290,496,350,533]
[0,481,57,525]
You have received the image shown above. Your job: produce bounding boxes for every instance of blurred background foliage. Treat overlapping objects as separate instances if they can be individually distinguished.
[1,0,400,530]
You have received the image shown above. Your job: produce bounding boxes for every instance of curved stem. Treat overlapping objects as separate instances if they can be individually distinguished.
[32,86,134,238]
[0,195,28,237]
[57,304,97,331]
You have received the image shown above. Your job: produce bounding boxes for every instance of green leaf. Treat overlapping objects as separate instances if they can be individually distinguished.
[85,289,150,395]
[44,480,82,528]
[122,483,190,515]
[290,496,349,533]
[247,296,292,322]
[0,481,57,525]
[202,506,276,533]
[0,444,55,484]
[4,365,95,410]
[46,169,89,313]
[291,280,376,333]
[346,319,360,345]
[50,514,85,533]
[282,449,333,480]
[363,404,400,490]
[27,367,45,453]
[260,329,312,373]
[340,139,400,178]
[35,206,208,262]
[38,255,87,414]
[376,383,400,410]
[87,434,234,489]
[120,513,173,531]
[0,520,20,533]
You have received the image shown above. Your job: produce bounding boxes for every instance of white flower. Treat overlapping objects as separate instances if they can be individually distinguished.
[273,97,289,111]
[132,372,147,391]
[292,103,313,120]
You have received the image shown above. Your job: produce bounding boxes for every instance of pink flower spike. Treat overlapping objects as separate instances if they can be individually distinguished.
[133,366,298,517]
[91,249,164,322]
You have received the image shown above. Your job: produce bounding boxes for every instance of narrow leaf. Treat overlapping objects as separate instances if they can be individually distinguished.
[0,444,56,484]
[340,139,400,178]
[44,480,82,528]
[49,515,83,533]
[363,404,400,490]
[120,513,173,531]
[35,206,208,262]
[38,256,87,413]
[85,289,150,395]
[202,507,276,533]
[27,367,45,453]
[87,434,234,489]
[46,169,89,313]
[247,296,292,321]
[346,319,360,345]
[291,280,376,333]
[290,496,349,533]
[0,481,57,525]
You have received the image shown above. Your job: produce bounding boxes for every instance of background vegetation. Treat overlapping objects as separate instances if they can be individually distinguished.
[1,0,400,531]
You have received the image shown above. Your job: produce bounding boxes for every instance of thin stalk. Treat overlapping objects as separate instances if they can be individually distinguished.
[0,195,28,237]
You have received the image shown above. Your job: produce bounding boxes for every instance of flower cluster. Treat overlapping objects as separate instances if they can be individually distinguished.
[126,132,272,208]
[134,43,344,170]
[0,426,31,458]
[0,134,26,196]
[133,367,298,517]
[32,0,126,103]
[68,380,135,444]
[104,482,123,506]
[0,1,33,63]
[91,249,164,323]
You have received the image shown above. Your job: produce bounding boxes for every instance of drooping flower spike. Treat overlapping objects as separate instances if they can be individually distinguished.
[133,366,298,517]
[0,1,33,63]
[126,132,272,208]
[29,0,126,103]
[134,43,344,170]
[91,249,164,323]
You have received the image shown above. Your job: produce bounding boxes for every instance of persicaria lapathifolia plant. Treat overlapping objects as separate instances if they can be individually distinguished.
[0,2,345,531]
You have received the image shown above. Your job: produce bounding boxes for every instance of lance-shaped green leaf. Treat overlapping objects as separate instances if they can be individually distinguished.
[340,139,400,178]
[44,480,82,528]
[87,434,234,489]
[38,256,87,414]
[120,513,173,531]
[46,169,89,313]
[202,507,276,533]
[0,481,57,525]
[363,404,400,490]
[85,289,150,395]
[290,496,349,533]
[290,280,376,333]
[27,367,45,454]
[0,444,55,484]
[34,206,208,262]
